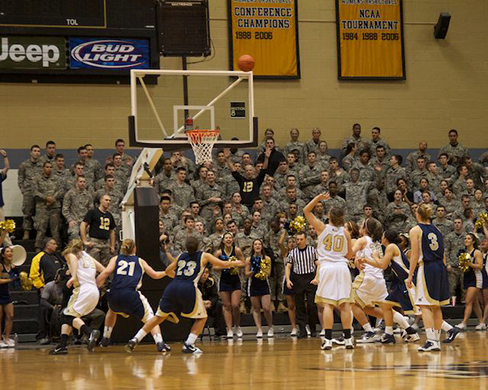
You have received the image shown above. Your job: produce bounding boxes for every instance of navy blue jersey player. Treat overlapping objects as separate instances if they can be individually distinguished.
[126,236,243,354]
[96,239,170,352]
[406,203,459,351]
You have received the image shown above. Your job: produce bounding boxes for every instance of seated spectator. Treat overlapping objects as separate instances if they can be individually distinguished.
[30,238,63,293]
[438,129,469,166]
[198,267,226,339]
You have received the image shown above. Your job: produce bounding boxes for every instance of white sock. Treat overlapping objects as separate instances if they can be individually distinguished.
[134,329,147,343]
[363,323,373,332]
[153,333,163,344]
[434,329,441,341]
[441,321,452,332]
[186,333,198,346]
[385,326,394,335]
[393,312,409,329]
[425,328,435,341]
[103,326,113,339]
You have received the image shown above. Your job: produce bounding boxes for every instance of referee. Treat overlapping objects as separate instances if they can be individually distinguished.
[285,232,318,338]
[80,194,116,266]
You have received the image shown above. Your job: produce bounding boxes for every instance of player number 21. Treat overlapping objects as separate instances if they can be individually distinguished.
[117,260,135,277]
[323,234,344,252]
[176,260,197,277]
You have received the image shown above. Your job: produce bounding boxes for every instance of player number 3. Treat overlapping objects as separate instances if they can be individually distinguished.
[427,233,439,251]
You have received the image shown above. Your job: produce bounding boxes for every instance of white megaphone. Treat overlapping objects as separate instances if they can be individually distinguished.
[11,245,27,267]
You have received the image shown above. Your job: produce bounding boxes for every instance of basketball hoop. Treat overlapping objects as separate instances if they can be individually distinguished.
[186,129,220,165]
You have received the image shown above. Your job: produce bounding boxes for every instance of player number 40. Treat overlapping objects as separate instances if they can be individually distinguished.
[323,234,345,253]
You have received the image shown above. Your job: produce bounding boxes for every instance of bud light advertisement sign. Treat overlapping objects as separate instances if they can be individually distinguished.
[69,38,150,70]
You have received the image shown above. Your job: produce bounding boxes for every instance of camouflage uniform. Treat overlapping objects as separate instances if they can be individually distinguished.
[198,183,225,224]
[439,197,459,218]
[352,161,376,183]
[207,232,225,254]
[367,188,389,224]
[54,168,71,198]
[367,139,391,157]
[236,231,259,259]
[277,186,306,202]
[274,170,299,190]
[480,151,488,167]
[154,171,175,194]
[425,172,441,193]
[159,210,179,232]
[406,151,431,173]
[113,168,128,193]
[341,155,356,172]
[62,188,94,239]
[433,218,454,239]
[221,175,240,199]
[173,229,203,252]
[299,164,322,197]
[385,201,410,231]
[34,175,63,248]
[304,139,321,160]
[39,155,56,166]
[343,181,373,222]
[168,182,195,209]
[438,164,457,184]
[341,136,369,157]
[85,158,103,183]
[261,198,280,221]
[369,157,389,180]
[409,169,428,192]
[229,149,245,164]
[444,230,466,299]
[18,159,42,231]
[266,228,286,302]
[329,170,350,192]
[284,141,306,164]
[279,198,306,214]
[453,179,468,197]
[438,143,469,166]
[467,163,486,189]
[323,195,346,215]
[250,225,266,241]
[385,166,408,195]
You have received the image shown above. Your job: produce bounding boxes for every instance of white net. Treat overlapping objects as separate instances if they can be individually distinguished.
[186,130,220,165]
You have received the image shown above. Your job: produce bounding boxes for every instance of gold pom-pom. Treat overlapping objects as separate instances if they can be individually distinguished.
[19,271,33,291]
[475,212,488,229]
[0,219,15,233]
[289,216,306,234]
[458,253,471,273]
[255,257,271,280]
[228,256,239,275]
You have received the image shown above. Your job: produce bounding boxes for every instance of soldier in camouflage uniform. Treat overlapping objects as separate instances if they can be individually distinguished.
[283,128,306,164]
[385,155,408,197]
[438,129,470,166]
[385,190,410,231]
[352,150,376,183]
[71,146,96,185]
[342,169,374,222]
[168,167,195,209]
[230,192,251,224]
[235,218,258,259]
[34,162,63,250]
[304,127,323,163]
[85,143,103,183]
[316,141,332,168]
[267,218,287,312]
[62,176,94,240]
[341,142,357,172]
[206,218,226,253]
[369,145,389,180]
[277,176,305,201]
[328,157,350,192]
[18,145,42,238]
[53,154,71,187]
[173,217,203,252]
[273,160,298,190]
[105,139,134,169]
[464,156,486,189]
[154,158,176,194]
[260,184,280,221]
[39,141,56,166]
[279,186,306,214]
[439,188,458,218]
[198,170,225,224]
[63,162,94,195]
[409,156,429,192]
[406,141,431,173]
[112,153,129,193]
[341,123,369,158]
[312,170,330,199]
[159,196,179,233]
[322,181,346,214]
[437,153,457,184]
[445,218,467,302]
[432,206,454,238]
[299,151,322,198]
[367,127,391,158]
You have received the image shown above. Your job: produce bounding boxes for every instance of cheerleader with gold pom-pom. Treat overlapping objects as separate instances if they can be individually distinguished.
[246,239,273,339]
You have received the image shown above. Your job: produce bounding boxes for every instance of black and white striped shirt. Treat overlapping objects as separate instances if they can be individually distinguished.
[287,245,317,275]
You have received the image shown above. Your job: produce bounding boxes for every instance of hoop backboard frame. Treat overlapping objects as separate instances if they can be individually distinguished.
[128,69,258,151]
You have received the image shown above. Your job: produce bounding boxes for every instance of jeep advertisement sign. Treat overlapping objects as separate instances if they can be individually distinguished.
[0,36,66,69]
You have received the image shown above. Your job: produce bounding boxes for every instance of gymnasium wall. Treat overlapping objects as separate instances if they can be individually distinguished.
[0,0,487,152]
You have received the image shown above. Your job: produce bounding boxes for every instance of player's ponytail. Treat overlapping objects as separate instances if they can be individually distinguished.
[417,203,433,221]
[384,229,400,245]
[62,239,84,257]
[365,218,383,242]
[121,239,136,256]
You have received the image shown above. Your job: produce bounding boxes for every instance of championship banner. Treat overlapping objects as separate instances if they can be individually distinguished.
[336,0,405,79]
[228,0,300,78]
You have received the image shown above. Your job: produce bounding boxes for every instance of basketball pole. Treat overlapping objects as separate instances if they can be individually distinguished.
[182,56,190,123]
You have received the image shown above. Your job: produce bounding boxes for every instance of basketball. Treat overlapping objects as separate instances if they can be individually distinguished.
[238,54,255,72]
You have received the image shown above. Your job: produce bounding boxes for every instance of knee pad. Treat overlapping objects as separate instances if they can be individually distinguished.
[61,313,76,327]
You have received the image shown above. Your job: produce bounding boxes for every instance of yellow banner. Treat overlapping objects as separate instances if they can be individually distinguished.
[336,0,405,79]
[229,0,300,78]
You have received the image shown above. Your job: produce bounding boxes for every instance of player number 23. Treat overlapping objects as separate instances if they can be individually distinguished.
[323,234,344,252]
[427,233,439,251]
[176,260,197,277]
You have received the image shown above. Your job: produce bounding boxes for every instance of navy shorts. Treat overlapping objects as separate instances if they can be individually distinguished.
[248,278,270,297]
[219,273,241,292]
[108,289,154,323]
[157,280,207,323]
[384,282,416,314]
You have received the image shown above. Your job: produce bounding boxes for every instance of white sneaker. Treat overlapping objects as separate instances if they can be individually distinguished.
[305,325,311,337]
[0,340,7,348]
[319,329,325,337]
[345,337,355,349]
[267,328,274,338]
[321,339,333,350]
[475,323,487,331]
[455,323,467,331]
[256,330,263,339]
[290,328,297,337]
[236,327,243,338]
[226,330,234,339]
[6,339,15,348]
[418,340,441,352]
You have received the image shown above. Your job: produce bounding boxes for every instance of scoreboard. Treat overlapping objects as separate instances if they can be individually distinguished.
[0,0,106,28]
[0,0,159,84]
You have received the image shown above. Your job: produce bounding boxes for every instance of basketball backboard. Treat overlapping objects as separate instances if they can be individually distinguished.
[128,69,258,151]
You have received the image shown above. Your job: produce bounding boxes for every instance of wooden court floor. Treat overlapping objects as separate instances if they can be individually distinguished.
[1,332,487,390]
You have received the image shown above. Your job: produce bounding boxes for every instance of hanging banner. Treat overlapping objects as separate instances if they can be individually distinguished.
[228,0,300,79]
[336,0,405,80]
